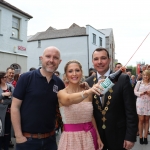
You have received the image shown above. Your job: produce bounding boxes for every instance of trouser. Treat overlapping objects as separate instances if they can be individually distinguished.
[16,135,57,150]
[103,148,126,150]
[102,133,126,150]
[0,113,11,150]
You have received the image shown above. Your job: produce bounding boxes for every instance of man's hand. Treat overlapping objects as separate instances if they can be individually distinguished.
[123,140,134,150]
[16,135,27,144]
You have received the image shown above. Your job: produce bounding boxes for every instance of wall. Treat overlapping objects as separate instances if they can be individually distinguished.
[0,4,30,72]
[86,25,106,69]
[0,51,27,73]
[27,36,89,76]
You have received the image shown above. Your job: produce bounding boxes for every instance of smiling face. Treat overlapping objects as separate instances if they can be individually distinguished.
[92,50,111,75]
[0,72,7,84]
[65,62,82,84]
[7,69,15,80]
[142,70,150,82]
[41,47,61,73]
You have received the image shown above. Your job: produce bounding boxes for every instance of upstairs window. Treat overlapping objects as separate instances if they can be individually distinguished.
[93,34,96,44]
[0,10,1,34]
[12,16,20,39]
[38,40,41,48]
[99,37,102,46]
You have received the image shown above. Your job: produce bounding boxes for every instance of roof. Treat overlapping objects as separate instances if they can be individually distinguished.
[0,0,33,19]
[98,28,113,37]
[28,23,87,41]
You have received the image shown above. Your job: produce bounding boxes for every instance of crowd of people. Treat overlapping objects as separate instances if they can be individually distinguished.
[114,62,150,145]
[0,46,149,150]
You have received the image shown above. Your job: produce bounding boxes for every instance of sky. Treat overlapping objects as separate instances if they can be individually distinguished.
[6,0,150,66]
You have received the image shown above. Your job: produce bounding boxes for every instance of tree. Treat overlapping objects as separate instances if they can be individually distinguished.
[127,66,136,75]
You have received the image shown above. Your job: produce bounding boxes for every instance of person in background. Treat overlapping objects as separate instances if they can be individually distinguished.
[29,67,36,71]
[54,71,60,77]
[147,65,150,70]
[136,72,142,81]
[14,74,20,83]
[0,71,14,150]
[126,71,132,78]
[114,63,122,72]
[134,70,150,144]
[11,46,65,150]
[89,69,96,77]
[131,75,137,88]
[147,65,150,135]
[62,73,69,87]
[6,67,16,88]
[86,47,138,150]
[6,67,16,148]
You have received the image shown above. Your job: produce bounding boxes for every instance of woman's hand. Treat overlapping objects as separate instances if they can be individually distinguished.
[2,92,12,97]
[97,138,104,150]
[89,79,105,95]
[140,92,147,96]
[146,91,150,96]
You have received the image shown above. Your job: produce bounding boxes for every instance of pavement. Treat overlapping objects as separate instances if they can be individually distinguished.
[9,134,150,150]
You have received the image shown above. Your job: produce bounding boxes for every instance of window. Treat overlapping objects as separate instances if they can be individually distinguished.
[93,34,96,44]
[39,57,42,66]
[99,37,102,46]
[38,40,41,48]
[0,10,1,34]
[12,16,20,39]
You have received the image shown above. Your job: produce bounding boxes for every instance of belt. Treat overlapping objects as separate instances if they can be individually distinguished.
[64,122,98,150]
[23,130,55,139]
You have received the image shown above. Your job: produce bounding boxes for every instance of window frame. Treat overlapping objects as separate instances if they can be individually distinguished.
[12,16,20,39]
[93,33,96,44]
[38,40,41,48]
[99,37,102,47]
[39,57,42,66]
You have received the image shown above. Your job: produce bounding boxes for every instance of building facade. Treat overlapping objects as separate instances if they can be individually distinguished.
[28,24,115,77]
[99,28,115,70]
[0,0,32,73]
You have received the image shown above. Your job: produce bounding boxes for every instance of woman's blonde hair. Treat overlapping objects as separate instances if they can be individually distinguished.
[142,70,150,81]
[64,60,85,82]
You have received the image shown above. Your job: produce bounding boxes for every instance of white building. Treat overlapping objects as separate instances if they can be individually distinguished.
[0,0,32,73]
[99,28,115,70]
[28,23,115,76]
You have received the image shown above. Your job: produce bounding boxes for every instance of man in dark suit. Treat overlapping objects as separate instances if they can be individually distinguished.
[86,48,138,150]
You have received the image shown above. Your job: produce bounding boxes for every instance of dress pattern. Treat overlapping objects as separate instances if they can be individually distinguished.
[134,81,150,115]
[58,102,96,150]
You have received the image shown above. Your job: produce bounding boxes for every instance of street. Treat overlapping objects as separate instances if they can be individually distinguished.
[10,134,150,150]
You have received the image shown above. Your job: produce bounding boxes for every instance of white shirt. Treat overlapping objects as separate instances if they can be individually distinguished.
[97,68,111,79]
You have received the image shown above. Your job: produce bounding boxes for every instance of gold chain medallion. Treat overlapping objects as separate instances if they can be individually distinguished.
[93,76,113,130]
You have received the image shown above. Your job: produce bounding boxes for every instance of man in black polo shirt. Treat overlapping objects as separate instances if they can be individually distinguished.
[11,46,65,150]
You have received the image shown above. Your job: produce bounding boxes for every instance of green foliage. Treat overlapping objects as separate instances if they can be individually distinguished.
[127,66,136,75]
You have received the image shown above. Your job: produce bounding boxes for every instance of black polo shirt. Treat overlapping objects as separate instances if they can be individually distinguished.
[13,68,65,133]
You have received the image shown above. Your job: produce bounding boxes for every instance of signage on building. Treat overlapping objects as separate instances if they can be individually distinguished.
[18,46,26,51]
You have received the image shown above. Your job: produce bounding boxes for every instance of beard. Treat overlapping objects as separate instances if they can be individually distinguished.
[42,65,58,73]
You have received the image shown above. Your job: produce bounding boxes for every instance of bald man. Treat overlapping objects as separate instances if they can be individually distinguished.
[11,47,65,150]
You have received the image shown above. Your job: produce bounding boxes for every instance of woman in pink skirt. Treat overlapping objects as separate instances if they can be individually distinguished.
[134,70,150,145]
[57,60,104,150]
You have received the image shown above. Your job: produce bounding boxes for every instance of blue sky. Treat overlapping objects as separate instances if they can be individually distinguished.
[6,0,150,66]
